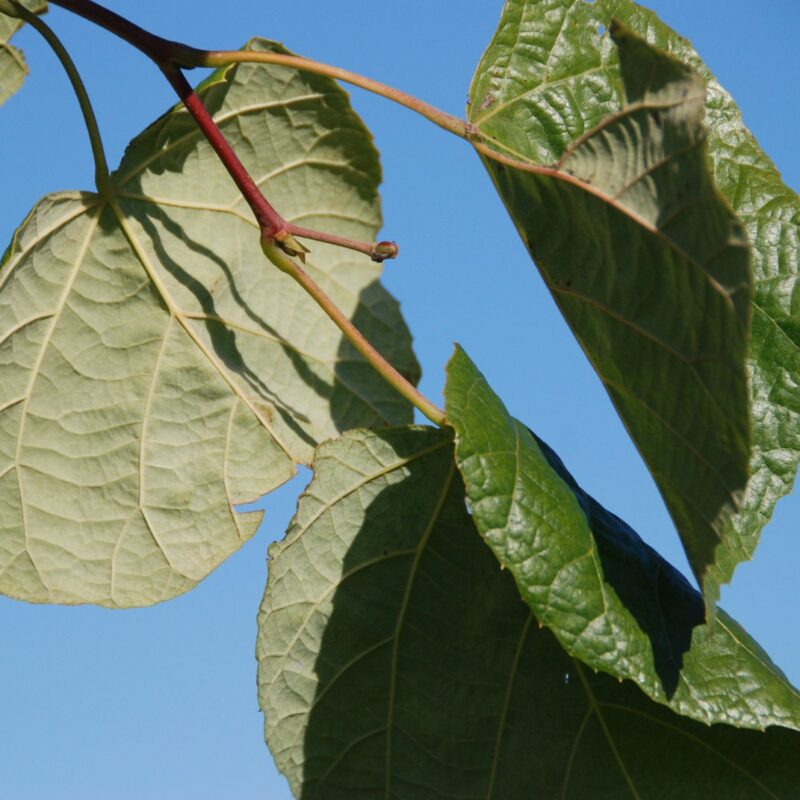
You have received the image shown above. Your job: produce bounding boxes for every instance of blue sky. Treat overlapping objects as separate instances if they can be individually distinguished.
[1,1,799,797]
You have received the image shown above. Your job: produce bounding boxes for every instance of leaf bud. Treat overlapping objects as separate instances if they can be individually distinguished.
[371,241,399,262]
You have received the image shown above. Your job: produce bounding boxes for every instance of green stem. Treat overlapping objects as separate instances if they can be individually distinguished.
[262,240,446,427]
[48,0,472,142]
[9,0,111,197]
[203,49,472,140]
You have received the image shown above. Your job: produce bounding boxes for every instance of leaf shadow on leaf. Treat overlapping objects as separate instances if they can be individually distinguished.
[530,432,705,698]
[446,347,800,728]
[279,428,800,799]
[295,429,522,797]
[529,429,705,698]
[116,74,229,180]
[330,281,421,434]
[469,16,754,608]
[112,199,418,449]
[122,202,319,449]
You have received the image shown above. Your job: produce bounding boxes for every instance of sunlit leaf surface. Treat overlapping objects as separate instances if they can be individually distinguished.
[0,40,418,606]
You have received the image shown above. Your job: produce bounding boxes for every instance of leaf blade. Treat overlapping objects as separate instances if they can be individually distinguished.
[469,4,755,604]
[0,40,418,606]
[445,345,800,731]
[259,424,800,798]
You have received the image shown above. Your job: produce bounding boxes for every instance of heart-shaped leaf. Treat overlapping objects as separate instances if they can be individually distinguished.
[0,0,46,105]
[445,345,800,729]
[469,4,761,606]
[0,40,418,607]
[259,425,800,798]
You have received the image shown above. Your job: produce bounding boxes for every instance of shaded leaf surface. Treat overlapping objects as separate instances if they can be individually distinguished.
[0,0,46,106]
[0,39,418,606]
[445,345,800,730]
[469,5,756,604]
[259,426,800,799]
[472,0,800,609]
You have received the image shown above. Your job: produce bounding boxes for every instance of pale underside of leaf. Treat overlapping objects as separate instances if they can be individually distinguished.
[0,40,27,105]
[258,426,800,799]
[469,0,800,608]
[0,39,418,606]
[0,1,46,106]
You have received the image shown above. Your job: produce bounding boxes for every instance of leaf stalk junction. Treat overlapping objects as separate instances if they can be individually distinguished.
[14,0,618,429]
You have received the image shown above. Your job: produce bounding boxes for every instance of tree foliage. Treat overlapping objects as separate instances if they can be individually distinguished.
[1,0,799,796]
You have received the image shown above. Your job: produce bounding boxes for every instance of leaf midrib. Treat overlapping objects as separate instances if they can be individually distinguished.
[0,195,97,292]
[264,436,452,717]
[476,134,740,313]
[486,611,535,800]
[0,39,26,73]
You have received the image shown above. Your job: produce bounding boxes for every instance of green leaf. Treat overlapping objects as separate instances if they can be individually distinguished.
[469,5,757,606]
[445,345,800,730]
[0,39,418,607]
[605,1,800,621]
[0,0,46,106]
[258,425,800,798]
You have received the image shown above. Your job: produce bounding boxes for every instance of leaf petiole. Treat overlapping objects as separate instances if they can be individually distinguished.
[261,239,446,427]
[201,49,471,140]
[7,0,112,198]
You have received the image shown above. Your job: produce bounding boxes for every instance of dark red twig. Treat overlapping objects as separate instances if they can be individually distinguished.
[49,0,205,67]
[48,0,395,260]
[161,64,289,239]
